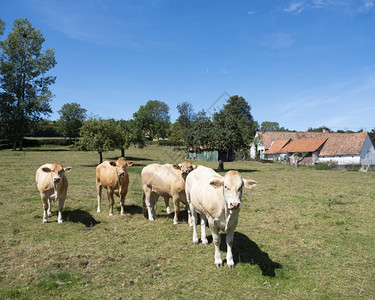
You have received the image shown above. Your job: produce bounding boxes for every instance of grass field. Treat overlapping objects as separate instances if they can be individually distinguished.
[1,144,375,299]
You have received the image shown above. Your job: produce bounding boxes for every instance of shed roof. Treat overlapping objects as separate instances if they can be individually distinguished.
[256,131,368,156]
[279,138,327,153]
[264,139,290,154]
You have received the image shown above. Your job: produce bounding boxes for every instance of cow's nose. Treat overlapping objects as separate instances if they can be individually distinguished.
[230,202,241,209]
[118,171,125,177]
[53,177,60,182]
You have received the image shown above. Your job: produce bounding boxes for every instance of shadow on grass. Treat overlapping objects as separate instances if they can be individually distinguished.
[115,204,143,215]
[108,156,152,162]
[62,209,100,228]
[219,232,282,276]
[214,168,259,173]
[155,208,190,223]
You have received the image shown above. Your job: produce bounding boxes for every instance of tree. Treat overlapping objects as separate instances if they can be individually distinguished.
[0,19,5,36]
[0,19,56,150]
[57,102,87,143]
[185,110,213,150]
[76,118,117,163]
[261,121,280,132]
[307,126,331,132]
[114,119,146,157]
[133,100,170,141]
[212,95,257,170]
[369,128,375,146]
[175,101,195,144]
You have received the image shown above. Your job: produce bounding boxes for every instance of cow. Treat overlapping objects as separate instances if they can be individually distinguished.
[35,162,72,224]
[96,157,133,216]
[185,165,257,268]
[141,161,197,224]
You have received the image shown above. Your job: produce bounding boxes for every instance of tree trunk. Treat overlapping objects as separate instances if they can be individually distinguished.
[99,152,103,164]
[218,159,224,171]
[18,137,24,151]
[12,140,17,151]
[121,148,125,158]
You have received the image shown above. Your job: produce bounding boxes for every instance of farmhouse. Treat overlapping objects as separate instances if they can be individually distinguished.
[250,131,375,167]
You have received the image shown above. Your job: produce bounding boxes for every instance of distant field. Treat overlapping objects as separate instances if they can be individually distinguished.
[1,145,374,299]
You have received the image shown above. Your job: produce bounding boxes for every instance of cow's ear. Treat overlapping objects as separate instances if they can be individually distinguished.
[173,164,181,170]
[109,161,117,167]
[64,167,72,173]
[243,179,257,189]
[126,161,134,167]
[193,165,199,170]
[210,179,224,189]
[42,167,52,173]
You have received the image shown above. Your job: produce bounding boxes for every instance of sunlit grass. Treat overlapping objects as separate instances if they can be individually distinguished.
[0,145,374,299]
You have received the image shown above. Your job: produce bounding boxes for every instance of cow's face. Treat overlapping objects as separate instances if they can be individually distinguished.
[173,161,198,178]
[210,171,257,210]
[42,162,72,184]
[110,157,133,178]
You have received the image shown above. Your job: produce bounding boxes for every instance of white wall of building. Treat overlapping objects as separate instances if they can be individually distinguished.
[318,155,360,165]
[360,135,375,165]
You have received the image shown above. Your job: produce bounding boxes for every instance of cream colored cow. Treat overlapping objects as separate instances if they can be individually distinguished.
[185,165,257,268]
[141,161,197,224]
[96,157,133,216]
[36,162,72,224]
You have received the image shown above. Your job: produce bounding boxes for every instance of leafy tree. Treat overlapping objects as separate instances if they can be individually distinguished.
[133,100,170,141]
[307,126,331,132]
[212,95,257,170]
[185,110,213,150]
[76,118,117,163]
[57,102,87,143]
[114,119,146,157]
[175,101,195,144]
[368,128,375,146]
[0,18,56,150]
[0,19,5,36]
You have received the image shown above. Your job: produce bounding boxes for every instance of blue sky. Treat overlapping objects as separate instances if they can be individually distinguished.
[1,0,375,131]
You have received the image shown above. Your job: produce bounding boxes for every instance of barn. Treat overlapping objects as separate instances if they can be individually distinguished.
[250,131,375,167]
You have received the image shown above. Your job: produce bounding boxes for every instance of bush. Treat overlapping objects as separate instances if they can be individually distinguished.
[314,163,329,170]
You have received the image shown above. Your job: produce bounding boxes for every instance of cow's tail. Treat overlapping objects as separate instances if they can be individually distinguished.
[142,193,147,217]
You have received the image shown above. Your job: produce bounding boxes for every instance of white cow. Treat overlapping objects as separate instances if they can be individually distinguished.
[36,162,72,224]
[185,166,257,268]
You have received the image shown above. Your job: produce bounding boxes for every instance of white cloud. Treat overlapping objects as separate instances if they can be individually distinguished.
[247,11,256,15]
[357,0,375,13]
[283,1,305,14]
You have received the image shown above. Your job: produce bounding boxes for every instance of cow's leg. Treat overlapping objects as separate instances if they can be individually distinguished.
[42,194,49,223]
[210,220,222,267]
[226,230,235,268]
[190,204,199,245]
[151,193,158,220]
[172,196,180,224]
[96,180,102,213]
[200,214,208,245]
[107,189,115,216]
[57,197,65,224]
[47,199,51,216]
[144,188,155,220]
[163,196,171,214]
[120,192,126,215]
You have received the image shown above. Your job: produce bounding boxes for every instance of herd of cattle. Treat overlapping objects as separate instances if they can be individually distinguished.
[35,157,257,268]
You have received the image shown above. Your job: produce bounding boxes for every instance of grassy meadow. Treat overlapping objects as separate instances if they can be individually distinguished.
[0,144,375,299]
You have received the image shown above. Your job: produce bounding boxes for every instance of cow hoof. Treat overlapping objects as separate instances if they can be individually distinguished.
[193,241,199,245]
[43,219,48,224]
[215,263,223,268]
[58,220,63,224]
[109,213,113,216]
[173,221,178,225]
[202,239,208,246]
[97,209,101,213]
[227,264,235,269]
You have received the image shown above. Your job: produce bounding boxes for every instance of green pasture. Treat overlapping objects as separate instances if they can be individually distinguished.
[0,145,374,299]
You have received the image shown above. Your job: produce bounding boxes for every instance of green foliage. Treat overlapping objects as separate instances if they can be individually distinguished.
[133,100,170,140]
[369,128,375,146]
[57,102,87,141]
[76,117,117,163]
[314,163,329,170]
[114,119,146,156]
[0,18,56,150]
[0,19,5,36]
[185,110,213,150]
[307,126,331,132]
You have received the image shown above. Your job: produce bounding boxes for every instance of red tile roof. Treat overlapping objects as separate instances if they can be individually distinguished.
[264,139,290,154]
[257,131,368,156]
[279,138,327,153]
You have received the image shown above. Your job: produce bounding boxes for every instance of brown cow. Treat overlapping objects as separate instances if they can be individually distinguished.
[35,162,72,224]
[141,161,197,224]
[96,157,133,216]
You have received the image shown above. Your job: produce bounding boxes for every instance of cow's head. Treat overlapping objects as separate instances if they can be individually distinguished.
[109,157,133,178]
[210,170,257,210]
[42,162,72,184]
[173,161,198,178]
